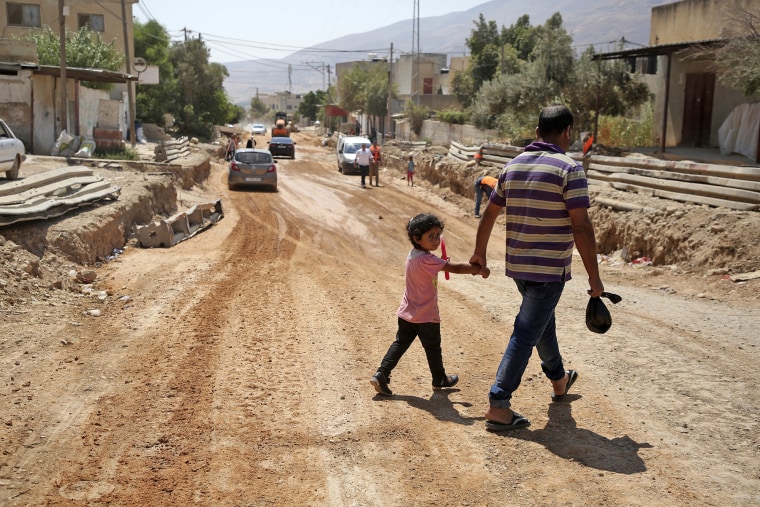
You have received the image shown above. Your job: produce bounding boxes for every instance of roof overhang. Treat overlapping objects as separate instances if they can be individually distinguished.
[323,104,349,116]
[592,38,727,61]
[34,65,137,83]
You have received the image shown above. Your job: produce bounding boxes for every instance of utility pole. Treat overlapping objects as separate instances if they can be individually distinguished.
[327,65,332,89]
[303,61,326,90]
[411,0,420,104]
[386,43,393,142]
[58,0,67,136]
[121,0,136,147]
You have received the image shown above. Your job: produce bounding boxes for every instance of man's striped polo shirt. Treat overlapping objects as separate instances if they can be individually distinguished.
[490,141,590,283]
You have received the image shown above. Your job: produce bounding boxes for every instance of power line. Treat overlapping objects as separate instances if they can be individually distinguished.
[138,0,158,22]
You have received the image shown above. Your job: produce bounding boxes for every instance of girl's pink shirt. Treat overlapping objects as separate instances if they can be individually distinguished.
[396,249,447,323]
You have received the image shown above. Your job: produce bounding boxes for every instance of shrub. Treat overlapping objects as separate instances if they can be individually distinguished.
[436,110,470,125]
[405,101,430,135]
[94,147,139,161]
[598,102,654,148]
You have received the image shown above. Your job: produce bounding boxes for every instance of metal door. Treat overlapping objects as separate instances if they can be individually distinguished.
[681,73,714,147]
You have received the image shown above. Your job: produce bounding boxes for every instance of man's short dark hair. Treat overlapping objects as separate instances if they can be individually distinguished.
[538,104,574,138]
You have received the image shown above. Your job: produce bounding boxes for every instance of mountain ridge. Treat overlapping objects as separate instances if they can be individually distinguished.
[224,0,662,104]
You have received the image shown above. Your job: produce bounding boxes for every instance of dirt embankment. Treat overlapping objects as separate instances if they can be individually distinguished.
[378,141,760,288]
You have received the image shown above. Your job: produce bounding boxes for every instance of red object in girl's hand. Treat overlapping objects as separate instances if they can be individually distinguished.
[441,238,450,280]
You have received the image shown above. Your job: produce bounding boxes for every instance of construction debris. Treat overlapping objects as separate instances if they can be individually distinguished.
[132,199,224,248]
[0,166,121,226]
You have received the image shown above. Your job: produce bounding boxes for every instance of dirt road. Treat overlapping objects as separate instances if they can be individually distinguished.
[1,136,759,506]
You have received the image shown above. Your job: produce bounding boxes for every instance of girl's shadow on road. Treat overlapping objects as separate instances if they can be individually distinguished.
[375,389,479,426]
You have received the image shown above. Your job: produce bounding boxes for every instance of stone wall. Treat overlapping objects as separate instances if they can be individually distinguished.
[394,118,500,146]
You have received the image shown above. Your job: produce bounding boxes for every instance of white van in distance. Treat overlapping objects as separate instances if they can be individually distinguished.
[336,135,372,175]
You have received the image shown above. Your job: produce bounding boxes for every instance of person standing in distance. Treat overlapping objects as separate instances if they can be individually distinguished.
[469,104,604,432]
[369,140,382,187]
[354,143,373,188]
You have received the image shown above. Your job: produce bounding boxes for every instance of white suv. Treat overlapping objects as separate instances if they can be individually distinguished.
[336,135,372,174]
[0,119,25,180]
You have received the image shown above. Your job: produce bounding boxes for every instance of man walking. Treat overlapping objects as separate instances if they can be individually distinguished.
[354,143,373,188]
[469,104,604,432]
[369,140,382,186]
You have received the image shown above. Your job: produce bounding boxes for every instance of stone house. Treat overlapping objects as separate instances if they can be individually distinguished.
[0,0,138,154]
[594,0,760,159]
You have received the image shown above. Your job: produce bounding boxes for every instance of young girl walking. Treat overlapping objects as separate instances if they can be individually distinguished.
[406,155,415,186]
[371,213,490,396]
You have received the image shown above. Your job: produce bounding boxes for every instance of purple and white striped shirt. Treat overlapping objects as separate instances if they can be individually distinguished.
[489,142,590,283]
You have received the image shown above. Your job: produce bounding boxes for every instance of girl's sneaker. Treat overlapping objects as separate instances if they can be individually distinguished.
[433,374,459,390]
[371,372,393,396]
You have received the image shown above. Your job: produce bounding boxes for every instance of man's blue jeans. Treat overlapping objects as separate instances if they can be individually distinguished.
[488,279,567,409]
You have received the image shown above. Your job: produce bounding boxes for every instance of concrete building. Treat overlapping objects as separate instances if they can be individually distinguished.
[595,0,760,157]
[0,0,138,154]
[335,52,461,138]
[258,91,303,119]
[394,53,458,111]
[1,0,137,62]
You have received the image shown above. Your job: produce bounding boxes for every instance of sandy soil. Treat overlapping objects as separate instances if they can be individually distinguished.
[0,132,758,506]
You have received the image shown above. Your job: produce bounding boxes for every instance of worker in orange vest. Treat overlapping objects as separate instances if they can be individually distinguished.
[474,175,498,218]
[369,140,382,187]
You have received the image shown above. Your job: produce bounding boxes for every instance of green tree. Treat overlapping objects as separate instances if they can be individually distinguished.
[17,26,123,89]
[250,96,269,118]
[563,47,651,133]
[503,14,538,61]
[454,13,533,107]
[466,14,502,91]
[529,12,575,92]
[405,101,430,136]
[337,60,394,136]
[337,61,371,113]
[469,13,574,134]
[170,38,239,139]
[134,20,177,125]
[451,71,477,108]
[707,2,760,96]
[468,12,650,142]
[297,90,327,122]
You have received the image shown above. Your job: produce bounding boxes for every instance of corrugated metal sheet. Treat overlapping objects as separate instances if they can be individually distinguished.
[0,166,120,226]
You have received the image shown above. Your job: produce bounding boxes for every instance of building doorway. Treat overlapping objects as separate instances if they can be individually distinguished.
[681,73,715,147]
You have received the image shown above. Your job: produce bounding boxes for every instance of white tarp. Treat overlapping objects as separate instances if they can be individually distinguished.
[718,102,760,162]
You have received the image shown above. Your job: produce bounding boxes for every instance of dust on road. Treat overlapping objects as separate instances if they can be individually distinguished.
[1,134,758,506]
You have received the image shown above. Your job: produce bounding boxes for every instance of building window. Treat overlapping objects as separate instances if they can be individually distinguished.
[78,14,105,32]
[7,3,41,27]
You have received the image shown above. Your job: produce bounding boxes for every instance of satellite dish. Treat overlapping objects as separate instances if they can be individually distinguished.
[132,57,147,73]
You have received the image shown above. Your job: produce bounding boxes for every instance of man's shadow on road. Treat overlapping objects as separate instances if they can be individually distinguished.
[375,392,652,474]
[489,396,653,474]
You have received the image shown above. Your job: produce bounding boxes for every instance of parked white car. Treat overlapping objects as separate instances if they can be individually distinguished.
[0,119,25,180]
[336,135,372,174]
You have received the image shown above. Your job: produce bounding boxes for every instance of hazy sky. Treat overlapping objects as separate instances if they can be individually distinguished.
[134,0,490,63]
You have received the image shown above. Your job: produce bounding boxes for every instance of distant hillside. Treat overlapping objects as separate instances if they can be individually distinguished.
[224,0,662,104]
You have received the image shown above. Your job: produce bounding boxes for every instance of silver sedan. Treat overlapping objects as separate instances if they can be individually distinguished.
[228,148,278,191]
